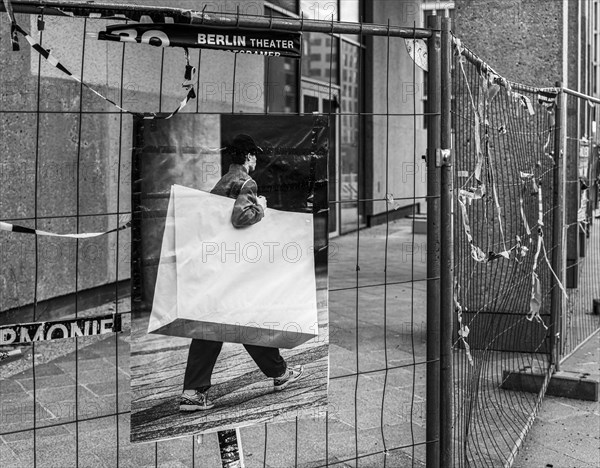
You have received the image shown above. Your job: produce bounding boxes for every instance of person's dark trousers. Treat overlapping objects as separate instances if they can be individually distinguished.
[183,339,287,392]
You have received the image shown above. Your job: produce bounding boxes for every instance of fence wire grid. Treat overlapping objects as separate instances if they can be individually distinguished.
[451,42,556,467]
[2,3,599,468]
[0,3,434,468]
[451,40,600,468]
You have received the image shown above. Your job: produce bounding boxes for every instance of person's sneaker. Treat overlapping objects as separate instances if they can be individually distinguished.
[179,390,214,412]
[274,365,304,391]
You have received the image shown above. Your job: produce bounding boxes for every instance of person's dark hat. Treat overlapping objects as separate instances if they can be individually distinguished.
[230,134,263,156]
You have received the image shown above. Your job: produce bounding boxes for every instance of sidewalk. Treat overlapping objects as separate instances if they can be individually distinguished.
[0,219,430,468]
[513,332,600,468]
[1,217,598,467]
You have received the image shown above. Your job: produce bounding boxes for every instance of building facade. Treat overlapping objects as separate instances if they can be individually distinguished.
[1,0,429,313]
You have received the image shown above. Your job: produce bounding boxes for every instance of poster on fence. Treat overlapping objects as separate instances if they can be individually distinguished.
[130,113,329,443]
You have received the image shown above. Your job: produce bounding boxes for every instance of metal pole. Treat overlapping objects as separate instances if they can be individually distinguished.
[2,1,432,38]
[439,16,454,468]
[562,86,600,104]
[551,82,566,370]
[425,14,441,468]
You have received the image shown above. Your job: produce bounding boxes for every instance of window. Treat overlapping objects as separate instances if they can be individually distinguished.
[265,0,299,14]
[268,0,363,234]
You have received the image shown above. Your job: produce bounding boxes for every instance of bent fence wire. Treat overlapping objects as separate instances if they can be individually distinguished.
[451,42,558,467]
[0,3,433,468]
[561,91,600,361]
[3,4,597,468]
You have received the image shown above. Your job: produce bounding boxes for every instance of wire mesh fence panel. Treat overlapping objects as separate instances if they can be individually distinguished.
[0,2,435,467]
[560,92,600,360]
[451,42,558,467]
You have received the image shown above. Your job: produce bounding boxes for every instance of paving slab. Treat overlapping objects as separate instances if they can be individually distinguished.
[78,416,119,468]
[513,332,600,468]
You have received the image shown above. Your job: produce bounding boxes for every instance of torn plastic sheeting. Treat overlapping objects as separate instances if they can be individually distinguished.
[531,231,543,275]
[457,325,473,366]
[519,171,541,236]
[486,250,511,262]
[453,35,514,93]
[458,185,521,263]
[512,92,535,116]
[482,73,501,102]
[541,237,569,301]
[542,131,554,160]
[520,170,539,194]
[519,196,532,236]
[458,186,485,205]
[520,245,530,257]
[485,238,528,263]
[536,183,544,227]
[453,36,465,58]
[455,49,484,184]
[457,188,486,261]
[457,195,487,263]
[527,271,546,328]
[471,245,487,262]
[454,282,473,366]
[457,197,475,243]
[516,235,529,259]
[486,83,500,102]
[521,95,535,115]
[537,93,557,157]
[527,217,548,329]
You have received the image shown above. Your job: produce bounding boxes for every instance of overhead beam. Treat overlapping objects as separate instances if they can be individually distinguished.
[2,1,433,38]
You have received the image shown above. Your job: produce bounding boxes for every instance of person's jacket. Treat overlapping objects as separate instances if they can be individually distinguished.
[210,164,264,228]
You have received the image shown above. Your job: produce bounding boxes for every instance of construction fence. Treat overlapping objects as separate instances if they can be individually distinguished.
[0,2,598,468]
[451,35,600,468]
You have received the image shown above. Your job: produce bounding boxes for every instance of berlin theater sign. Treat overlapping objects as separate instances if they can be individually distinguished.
[98,23,302,58]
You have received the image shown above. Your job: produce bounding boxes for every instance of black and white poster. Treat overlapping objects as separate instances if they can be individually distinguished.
[130,114,329,443]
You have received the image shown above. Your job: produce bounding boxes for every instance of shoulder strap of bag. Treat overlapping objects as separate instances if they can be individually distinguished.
[230,178,252,199]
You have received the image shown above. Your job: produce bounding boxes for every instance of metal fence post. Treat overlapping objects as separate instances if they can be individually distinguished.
[551,83,566,369]
[426,14,441,468]
[439,16,454,468]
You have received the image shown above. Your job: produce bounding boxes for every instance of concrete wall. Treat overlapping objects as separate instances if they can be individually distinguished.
[365,0,428,218]
[1,0,434,313]
[0,0,264,313]
[454,0,564,87]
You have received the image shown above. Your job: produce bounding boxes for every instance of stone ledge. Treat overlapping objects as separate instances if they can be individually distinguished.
[501,368,599,402]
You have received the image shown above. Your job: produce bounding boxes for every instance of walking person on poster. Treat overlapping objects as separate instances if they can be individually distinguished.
[180,134,304,411]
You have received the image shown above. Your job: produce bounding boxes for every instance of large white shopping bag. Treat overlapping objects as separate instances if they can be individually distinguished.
[148,184,318,348]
